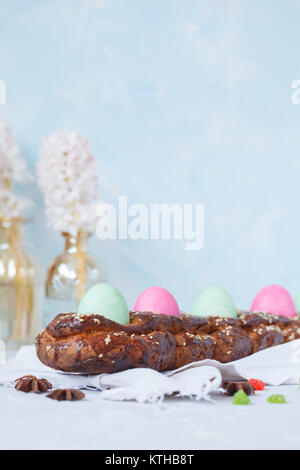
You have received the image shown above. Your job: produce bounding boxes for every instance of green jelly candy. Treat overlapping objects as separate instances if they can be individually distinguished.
[232,390,250,405]
[267,394,286,404]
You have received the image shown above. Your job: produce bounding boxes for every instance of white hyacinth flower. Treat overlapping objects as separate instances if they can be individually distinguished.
[37,130,100,234]
[0,115,32,219]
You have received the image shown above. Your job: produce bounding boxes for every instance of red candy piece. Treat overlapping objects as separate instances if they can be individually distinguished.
[249,379,265,391]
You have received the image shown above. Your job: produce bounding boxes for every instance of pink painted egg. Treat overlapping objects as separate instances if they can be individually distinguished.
[251,284,296,318]
[134,286,180,316]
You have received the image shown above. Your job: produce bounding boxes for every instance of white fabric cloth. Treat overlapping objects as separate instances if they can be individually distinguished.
[0,339,299,403]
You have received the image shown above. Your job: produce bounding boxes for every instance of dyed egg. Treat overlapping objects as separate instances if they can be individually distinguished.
[134,286,180,316]
[191,286,237,318]
[78,282,129,324]
[251,285,296,318]
[294,291,300,315]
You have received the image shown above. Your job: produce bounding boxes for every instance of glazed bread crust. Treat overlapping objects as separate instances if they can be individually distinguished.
[35,311,300,374]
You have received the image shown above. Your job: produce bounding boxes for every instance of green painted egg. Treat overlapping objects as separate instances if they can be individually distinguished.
[191,286,237,318]
[78,282,129,324]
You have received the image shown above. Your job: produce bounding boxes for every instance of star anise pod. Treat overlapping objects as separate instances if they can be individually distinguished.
[15,375,52,393]
[46,389,85,401]
[222,380,255,396]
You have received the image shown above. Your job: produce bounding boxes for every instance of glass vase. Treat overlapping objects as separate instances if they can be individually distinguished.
[44,231,106,326]
[0,219,43,348]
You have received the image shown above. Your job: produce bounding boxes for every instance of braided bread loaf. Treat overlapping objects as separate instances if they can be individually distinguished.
[35,311,300,374]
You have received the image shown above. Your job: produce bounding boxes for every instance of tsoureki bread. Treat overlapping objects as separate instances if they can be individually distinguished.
[35,311,300,374]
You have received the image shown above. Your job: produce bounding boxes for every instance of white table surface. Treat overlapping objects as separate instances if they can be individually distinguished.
[0,361,299,450]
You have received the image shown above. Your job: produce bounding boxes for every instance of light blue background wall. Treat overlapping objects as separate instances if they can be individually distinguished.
[1,0,300,311]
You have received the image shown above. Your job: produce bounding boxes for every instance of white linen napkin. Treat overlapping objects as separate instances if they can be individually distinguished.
[0,339,299,403]
[0,346,223,402]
